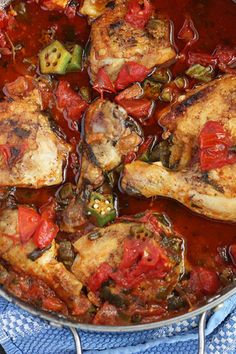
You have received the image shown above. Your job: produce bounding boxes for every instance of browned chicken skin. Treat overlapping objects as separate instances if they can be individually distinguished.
[121,75,236,221]
[89,1,176,81]
[0,90,70,188]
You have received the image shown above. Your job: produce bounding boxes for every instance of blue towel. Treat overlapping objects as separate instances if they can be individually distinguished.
[0,295,236,354]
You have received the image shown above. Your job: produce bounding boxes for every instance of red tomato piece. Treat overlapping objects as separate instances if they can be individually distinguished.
[87,262,113,292]
[190,267,220,296]
[56,81,88,121]
[115,62,150,91]
[199,121,236,171]
[123,151,137,164]
[178,17,199,44]
[115,83,143,103]
[33,219,59,249]
[229,245,236,266]
[139,211,161,234]
[42,297,64,312]
[93,68,116,97]
[188,51,217,67]
[111,239,170,288]
[214,45,236,74]
[39,198,57,221]
[18,206,41,243]
[138,136,153,157]
[125,0,152,29]
[118,98,152,118]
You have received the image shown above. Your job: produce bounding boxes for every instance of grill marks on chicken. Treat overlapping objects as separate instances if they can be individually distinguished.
[84,99,142,171]
[121,75,236,221]
[0,208,90,315]
[0,90,70,188]
[89,1,176,81]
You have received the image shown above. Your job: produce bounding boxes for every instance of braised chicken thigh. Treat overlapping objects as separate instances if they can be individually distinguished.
[0,90,70,188]
[121,75,236,221]
[89,0,176,82]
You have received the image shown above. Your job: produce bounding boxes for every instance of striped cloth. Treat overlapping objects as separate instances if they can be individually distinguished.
[0,295,236,354]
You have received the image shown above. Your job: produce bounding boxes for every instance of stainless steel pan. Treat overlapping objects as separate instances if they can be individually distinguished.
[0,1,235,353]
[1,282,236,354]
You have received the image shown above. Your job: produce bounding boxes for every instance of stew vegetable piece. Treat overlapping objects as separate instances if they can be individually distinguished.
[0,0,235,326]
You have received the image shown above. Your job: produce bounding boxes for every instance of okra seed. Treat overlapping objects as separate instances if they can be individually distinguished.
[57,53,61,59]
[107,207,111,211]
[93,204,99,209]
[101,211,105,215]
[105,200,110,205]
[52,48,57,53]
[94,199,100,203]
[46,62,50,67]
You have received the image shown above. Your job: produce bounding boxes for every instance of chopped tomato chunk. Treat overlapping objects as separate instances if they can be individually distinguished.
[18,206,41,243]
[87,263,113,292]
[115,62,150,91]
[110,239,170,288]
[56,81,88,121]
[39,198,57,221]
[125,0,152,29]
[123,151,137,164]
[93,68,116,96]
[33,219,59,249]
[117,98,152,119]
[190,267,220,296]
[42,297,65,312]
[178,17,199,44]
[138,136,153,156]
[199,121,236,171]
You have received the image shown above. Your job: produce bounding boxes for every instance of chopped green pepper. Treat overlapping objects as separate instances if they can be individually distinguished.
[185,64,213,82]
[160,87,173,102]
[87,192,116,227]
[143,79,162,100]
[174,76,188,89]
[39,40,72,75]
[151,68,171,83]
[80,86,91,102]
[66,44,83,72]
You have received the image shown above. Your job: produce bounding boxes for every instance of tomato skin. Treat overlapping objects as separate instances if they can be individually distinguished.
[42,297,64,312]
[93,68,116,96]
[123,151,137,164]
[33,219,59,249]
[117,98,152,119]
[190,267,220,296]
[39,198,57,221]
[87,263,113,292]
[199,121,236,171]
[56,81,88,121]
[115,62,150,91]
[178,17,199,44]
[125,0,152,29]
[111,239,170,288]
[18,206,41,243]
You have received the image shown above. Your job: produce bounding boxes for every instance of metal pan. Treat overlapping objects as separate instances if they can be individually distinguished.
[1,281,236,354]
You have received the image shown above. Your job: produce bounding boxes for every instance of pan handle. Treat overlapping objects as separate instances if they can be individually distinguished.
[198,311,207,354]
[68,327,83,354]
